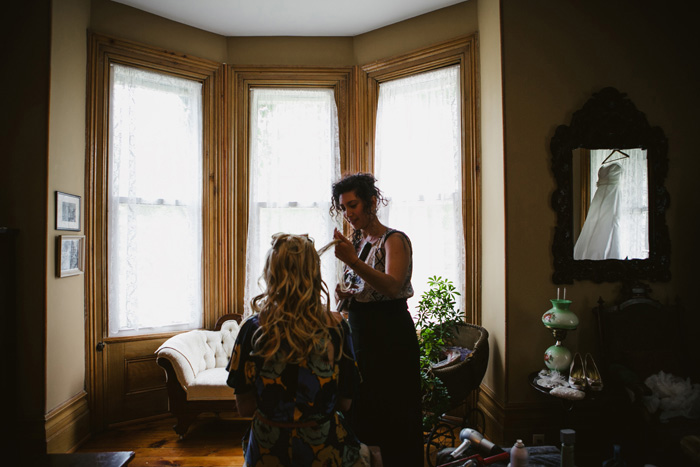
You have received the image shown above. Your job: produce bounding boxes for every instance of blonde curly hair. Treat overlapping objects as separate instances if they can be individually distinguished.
[250,233,340,365]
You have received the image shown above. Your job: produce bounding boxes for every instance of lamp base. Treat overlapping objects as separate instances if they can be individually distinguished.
[544,343,572,372]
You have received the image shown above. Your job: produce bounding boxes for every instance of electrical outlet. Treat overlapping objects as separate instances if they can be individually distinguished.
[533,434,545,445]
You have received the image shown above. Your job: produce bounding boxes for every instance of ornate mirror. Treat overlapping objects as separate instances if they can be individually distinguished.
[551,87,670,283]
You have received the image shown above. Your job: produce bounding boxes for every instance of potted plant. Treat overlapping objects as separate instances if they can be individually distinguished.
[415,276,463,431]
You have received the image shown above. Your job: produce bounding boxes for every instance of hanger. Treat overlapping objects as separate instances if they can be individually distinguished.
[601,149,630,165]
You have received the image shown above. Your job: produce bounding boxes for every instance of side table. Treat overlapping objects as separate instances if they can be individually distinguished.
[529,370,611,465]
[529,370,606,413]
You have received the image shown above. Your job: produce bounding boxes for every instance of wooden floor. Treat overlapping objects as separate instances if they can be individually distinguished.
[75,414,444,466]
[75,414,250,466]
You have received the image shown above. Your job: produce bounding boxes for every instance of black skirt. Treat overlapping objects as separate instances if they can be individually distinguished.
[348,299,424,466]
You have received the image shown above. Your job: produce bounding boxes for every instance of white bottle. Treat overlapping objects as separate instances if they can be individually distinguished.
[509,439,528,467]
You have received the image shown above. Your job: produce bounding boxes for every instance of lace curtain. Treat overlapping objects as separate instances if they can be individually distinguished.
[587,148,649,259]
[108,64,203,336]
[243,88,341,315]
[374,65,466,316]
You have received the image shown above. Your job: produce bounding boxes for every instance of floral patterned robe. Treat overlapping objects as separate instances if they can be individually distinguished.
[227,315,366,466]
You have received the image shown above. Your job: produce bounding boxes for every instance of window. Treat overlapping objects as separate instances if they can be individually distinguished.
[243,88,341,313]
[374,65,466,315]
[232,68,352,313]
[361,37,478,321]
[107,64,204,336]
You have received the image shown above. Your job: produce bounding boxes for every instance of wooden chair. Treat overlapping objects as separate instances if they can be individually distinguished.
[594,284,699,465]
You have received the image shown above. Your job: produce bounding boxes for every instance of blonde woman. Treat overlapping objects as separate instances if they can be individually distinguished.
[227,233,370,466]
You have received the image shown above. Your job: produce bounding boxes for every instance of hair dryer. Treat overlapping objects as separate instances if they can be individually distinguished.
[437,428,508,467]
[459,428,504,457]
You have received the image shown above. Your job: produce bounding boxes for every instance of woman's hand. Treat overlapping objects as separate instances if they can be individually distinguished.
[335,282,359,301]
[333,228,358,266]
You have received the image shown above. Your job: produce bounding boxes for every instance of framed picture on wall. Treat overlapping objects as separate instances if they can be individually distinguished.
[57,235,85,278]
[56,191,81,231]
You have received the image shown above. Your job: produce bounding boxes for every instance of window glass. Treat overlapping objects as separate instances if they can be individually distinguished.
[374,65,465,316]
[108,64,203,336]
[244,88,341,313]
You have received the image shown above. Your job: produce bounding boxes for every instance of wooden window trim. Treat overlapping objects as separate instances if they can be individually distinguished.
[357,35,481,324]
[85,33,229,426]
[230,66,354,311]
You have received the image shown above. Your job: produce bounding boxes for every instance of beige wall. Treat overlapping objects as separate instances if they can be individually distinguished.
[225,1,477,67]
[477,0,506,403]
[501,0,699,405]
[47,0,91,414]
[89,0,228,63]
[226,37,354,66]
[353,1,478,65]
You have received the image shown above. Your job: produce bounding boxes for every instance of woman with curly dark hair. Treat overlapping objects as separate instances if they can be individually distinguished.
[330,173,424,466]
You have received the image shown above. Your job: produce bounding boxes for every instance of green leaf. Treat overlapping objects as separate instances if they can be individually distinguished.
[414,275,465,432]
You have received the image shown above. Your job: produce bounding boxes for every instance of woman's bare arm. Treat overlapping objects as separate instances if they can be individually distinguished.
[335,231,410,298]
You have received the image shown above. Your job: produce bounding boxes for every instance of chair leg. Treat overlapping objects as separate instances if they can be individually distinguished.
[173,412,195,439]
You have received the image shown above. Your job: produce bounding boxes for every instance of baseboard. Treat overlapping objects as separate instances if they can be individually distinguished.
[478,386,561,447]
[478,385,506,444]
[45,391,91,453]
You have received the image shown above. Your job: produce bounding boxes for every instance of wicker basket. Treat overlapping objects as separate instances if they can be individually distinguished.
[430,322,489,405]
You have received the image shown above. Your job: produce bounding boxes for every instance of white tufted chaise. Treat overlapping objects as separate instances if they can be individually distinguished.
[155,313,245,437]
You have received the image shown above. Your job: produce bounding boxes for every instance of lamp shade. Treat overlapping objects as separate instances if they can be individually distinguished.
[542,299,579,330]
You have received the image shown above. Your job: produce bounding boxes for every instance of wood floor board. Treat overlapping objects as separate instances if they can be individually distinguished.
[75,414,439,466]
[80,447,241,457]
[128,456,246,467]
[76,415,249,466]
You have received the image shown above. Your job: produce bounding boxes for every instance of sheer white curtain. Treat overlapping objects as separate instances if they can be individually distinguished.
[374,65,465,316]
[244,88,341,315]
[108,64,203,336]
[589,148,649,259]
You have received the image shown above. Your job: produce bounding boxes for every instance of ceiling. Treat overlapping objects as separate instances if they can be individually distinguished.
[112,0,466,37]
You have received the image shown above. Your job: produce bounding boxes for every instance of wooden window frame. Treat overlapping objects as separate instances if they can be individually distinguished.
[231,66,354,311]
[358,35,481,324]
[85,33,229,425]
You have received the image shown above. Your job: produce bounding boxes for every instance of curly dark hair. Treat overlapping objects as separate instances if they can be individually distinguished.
[330,172,388,245]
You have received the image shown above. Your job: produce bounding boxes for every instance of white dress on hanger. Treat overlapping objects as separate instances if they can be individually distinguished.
[574,162,624,260]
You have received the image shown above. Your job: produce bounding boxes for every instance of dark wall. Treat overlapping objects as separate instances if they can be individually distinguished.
[501,0,700,405]
[0,0,51,456]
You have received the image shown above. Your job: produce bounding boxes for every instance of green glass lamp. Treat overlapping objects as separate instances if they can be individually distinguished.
[542,289,579,372]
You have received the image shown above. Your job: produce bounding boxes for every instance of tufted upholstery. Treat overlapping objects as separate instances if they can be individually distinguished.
[156,319,240,401]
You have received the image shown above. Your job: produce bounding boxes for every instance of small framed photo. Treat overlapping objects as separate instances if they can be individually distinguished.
[56,191,81,231]
[57,235,85,278]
